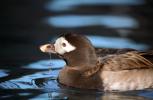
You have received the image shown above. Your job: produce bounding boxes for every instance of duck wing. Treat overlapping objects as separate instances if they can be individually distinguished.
[95,48,135,57]
[100,51,153,71]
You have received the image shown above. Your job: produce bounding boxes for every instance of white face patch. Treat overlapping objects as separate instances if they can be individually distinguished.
[54,37,76,55]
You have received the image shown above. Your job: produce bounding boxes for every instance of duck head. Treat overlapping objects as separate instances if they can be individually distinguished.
[40,33,97,67]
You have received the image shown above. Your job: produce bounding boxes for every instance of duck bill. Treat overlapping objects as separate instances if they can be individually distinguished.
[40,43,56,54]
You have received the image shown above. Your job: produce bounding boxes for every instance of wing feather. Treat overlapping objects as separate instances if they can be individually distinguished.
[101,51,153,71]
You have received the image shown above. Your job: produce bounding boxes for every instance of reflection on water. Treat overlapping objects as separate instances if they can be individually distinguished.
[25,59,65,70]
[46,0,144,11]
[87,35,149,50]
[47,15,138,28]
[0,70,9,78]
[0,60,64,89]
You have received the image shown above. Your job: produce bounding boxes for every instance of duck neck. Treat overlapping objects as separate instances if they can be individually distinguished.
[64,49,97,67]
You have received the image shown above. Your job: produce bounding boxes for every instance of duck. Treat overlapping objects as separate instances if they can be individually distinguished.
[40,33,153,91]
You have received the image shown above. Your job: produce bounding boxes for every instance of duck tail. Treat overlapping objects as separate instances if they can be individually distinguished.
[138,50,153,64]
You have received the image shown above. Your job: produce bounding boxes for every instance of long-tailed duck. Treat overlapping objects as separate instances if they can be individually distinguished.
[40,33,153,91]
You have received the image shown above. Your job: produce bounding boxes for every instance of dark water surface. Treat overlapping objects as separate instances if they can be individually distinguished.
[1,0,153,99]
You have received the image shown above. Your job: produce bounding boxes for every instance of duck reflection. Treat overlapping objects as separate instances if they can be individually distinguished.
[44,91,148,100]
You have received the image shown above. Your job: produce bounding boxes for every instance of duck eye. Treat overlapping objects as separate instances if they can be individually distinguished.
[62,43,66,47]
